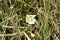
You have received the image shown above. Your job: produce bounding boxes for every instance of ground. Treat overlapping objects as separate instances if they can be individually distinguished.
[0,0,60,40]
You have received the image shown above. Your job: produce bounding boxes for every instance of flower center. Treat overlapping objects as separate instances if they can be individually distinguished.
[27,16,33,22]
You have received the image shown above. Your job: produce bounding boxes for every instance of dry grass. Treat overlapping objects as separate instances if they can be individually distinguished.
[0,0,60,40]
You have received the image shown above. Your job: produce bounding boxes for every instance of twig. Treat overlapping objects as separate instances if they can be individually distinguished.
[23,32,31,40]
[0,32,17,36]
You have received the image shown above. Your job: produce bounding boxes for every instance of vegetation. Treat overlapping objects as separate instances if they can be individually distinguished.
[0,0,60,40]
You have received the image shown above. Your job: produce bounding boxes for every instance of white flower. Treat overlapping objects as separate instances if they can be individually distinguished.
[26,15,36,24]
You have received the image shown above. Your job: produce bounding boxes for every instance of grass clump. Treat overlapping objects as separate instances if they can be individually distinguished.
[0,0,60,40]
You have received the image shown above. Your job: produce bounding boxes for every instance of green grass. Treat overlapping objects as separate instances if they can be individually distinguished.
[0,0,60,40]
